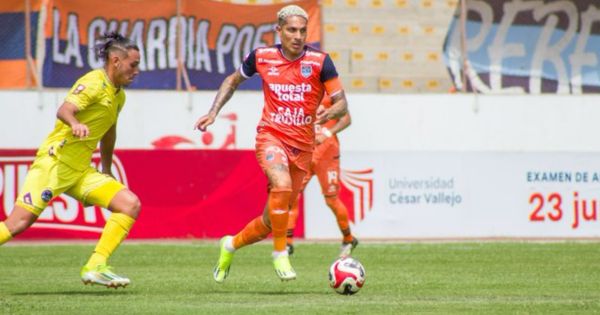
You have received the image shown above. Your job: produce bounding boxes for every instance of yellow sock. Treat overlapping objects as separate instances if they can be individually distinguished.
[86,213,135,268]
[0,222,13,245]
[86,252,107,268]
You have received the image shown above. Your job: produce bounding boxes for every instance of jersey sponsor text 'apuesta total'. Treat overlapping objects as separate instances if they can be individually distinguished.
[241,45,341,151]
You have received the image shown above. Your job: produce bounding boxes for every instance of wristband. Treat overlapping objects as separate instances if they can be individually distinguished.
[322,127,333,138]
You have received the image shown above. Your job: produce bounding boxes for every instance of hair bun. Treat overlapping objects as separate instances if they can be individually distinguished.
[94,32,138,62]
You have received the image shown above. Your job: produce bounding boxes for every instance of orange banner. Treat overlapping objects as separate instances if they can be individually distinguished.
[42,0,321,89]
[0,0,43,88]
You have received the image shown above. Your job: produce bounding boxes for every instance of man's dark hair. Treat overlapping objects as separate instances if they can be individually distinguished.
[95,31,139,61]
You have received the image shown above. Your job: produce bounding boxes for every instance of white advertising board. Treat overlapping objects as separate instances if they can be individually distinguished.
[304,152,600,239]
[3,92,600,152]
[3,91,600,239]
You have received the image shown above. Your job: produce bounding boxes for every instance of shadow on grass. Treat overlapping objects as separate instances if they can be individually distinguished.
[204,287,325,295]
[11,290,135,296]
[250,290,320,295]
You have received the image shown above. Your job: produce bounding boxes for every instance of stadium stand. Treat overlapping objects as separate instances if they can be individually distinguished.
[322,0,457,93]
[201,0,457,93]
[2,0,457,93]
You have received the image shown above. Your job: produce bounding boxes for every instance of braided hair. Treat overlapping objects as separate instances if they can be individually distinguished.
[95,31,139,61]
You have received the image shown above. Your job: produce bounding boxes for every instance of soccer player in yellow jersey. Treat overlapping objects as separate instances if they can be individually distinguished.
[0,32,141,288]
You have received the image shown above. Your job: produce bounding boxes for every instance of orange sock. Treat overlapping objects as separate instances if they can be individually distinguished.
[232,216,271,250]
[286,199,300,245]
[326,196,353,243]
[268,190,291,252]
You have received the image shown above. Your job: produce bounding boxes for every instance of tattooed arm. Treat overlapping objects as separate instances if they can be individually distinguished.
[194,71,246,131]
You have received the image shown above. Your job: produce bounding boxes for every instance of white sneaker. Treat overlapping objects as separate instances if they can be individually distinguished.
[339,238,359,258]
[273,253,296,281]
[81,264,131,288]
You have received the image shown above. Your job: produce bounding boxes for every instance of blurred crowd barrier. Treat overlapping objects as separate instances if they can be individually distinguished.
[3,0,600,94]
[0,0,320,90]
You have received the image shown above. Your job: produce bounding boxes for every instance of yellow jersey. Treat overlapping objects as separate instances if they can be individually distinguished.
[37,69,125,171]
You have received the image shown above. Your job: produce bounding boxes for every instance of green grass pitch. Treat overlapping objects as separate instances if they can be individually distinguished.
[1,241,599,314]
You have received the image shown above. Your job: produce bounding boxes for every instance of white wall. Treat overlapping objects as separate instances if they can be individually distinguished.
[1,91,599,151]
[3,90,600,239]
[305,151,600,239]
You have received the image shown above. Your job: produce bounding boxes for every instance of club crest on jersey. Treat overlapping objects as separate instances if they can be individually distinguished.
[41,189,53,202]
[301,64,312,78]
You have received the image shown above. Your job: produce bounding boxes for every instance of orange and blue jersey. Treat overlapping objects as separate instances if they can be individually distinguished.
[240,44,343,152]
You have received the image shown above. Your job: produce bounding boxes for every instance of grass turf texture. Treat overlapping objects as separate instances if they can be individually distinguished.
[1,242,599,314]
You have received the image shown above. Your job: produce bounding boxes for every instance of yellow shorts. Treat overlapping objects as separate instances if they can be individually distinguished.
[15,155,125,216]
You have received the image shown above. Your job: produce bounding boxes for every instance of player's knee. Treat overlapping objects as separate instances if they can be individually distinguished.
[325,195,338,208]
[271,181,292,193]
[126,194,142,218]
[114,190,141,219]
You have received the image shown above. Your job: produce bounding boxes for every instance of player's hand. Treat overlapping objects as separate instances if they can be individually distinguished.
[315,107,330,125]
[71,123,89,139]
[194,113,216,131]
[315,134,327,145]
[102,168,115,179]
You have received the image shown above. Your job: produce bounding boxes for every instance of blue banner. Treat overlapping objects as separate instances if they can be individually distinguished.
[444,0,600,94]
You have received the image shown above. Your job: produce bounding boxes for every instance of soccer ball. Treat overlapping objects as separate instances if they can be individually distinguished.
[328,257,366,295]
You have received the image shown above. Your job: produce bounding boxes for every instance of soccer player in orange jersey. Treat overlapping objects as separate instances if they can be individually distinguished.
[195,5,348,282]
[286,94,358,258]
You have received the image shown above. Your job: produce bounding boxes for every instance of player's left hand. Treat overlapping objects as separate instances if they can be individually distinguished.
[71,123,90,139]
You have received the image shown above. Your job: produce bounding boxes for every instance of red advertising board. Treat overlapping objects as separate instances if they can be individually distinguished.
[0,149,304,239]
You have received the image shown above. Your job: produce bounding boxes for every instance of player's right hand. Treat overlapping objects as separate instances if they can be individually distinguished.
[194,114,215,131]
[102,168,115,179]
[71,123,89,139]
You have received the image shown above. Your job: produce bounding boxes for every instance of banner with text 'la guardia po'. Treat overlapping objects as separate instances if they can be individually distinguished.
[444,0,600,94]
[43,0,320,90]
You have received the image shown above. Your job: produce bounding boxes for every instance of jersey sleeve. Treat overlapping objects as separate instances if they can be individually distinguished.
[117,93,126,113]
[320,54,339,83]
[240,50,257,78]
[64,77,101,110]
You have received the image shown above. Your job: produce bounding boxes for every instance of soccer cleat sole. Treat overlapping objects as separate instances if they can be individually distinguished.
[213,266,230,284]
[82,279,129,289]
[339,238,359,258]
[275,270,296,281]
